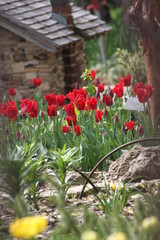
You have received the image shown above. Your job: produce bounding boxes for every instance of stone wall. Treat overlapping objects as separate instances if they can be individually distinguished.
[0,27,65,101]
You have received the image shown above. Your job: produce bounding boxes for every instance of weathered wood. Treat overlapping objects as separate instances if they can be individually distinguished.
[76,21,101,30]
[54,37,73,46]
[0,14,57,51]
[0,0,111,48]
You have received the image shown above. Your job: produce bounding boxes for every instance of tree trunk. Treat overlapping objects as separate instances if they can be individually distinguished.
[122,0,134,28]
[128,0,160,126]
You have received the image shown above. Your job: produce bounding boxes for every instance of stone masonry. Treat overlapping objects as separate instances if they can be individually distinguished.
[0,27,65,100]
[0,27,86,101]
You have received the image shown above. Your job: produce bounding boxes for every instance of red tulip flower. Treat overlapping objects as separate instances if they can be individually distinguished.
[98,83,104,93]
[61,125,69,133]
[8,88,16,96]
[87,69,97,80]
[32,77,42,87]
[125,121,135,130]
[103,94,113,106]
[75,96,86,111]
[87,96,99,111]
[95,109,103,123]
[120,75,132,87]
[66,115,77,126]
[64,102,75,116]
[56,95,66,106]
[134,82,154,103]
[74,125,81,136]
[112,83,123,98]
[47,105,57,117]
[28,100,38,118]
[44,93,56,106]
[4,100,17,120]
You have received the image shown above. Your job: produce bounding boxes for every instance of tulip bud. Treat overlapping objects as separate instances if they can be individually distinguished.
[5,127,9,136]
[104,130,107,136]
[42,98,46,106]
[114,115,119,124]
[41,110,45,118]
[94,78,100,86]
[104,108,108,117]
[16,131,20,141]
[22,133,25,140]
[109,87,113,98]
[121,125,126,134]
[95,88,100,99]
[139,125,144,136]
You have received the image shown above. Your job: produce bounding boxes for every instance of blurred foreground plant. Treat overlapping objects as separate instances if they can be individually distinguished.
[9,215,47,239]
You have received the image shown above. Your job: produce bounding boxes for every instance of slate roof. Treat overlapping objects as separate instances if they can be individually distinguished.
[0,0,111,51]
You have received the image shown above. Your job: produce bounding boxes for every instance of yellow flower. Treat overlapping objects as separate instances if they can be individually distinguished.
[118,182,124,191]
[81,230,98,240]
[139,180,145,189]
[110,181,123,191]
[99,193,103,200]
[110,181,116,191]
[9,215,48,239]
[107,232,128,240]
[141,216,160,233]
[99,205,104,211]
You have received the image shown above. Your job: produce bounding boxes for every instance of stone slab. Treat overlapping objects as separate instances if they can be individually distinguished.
[11,62,24,73]
[124,97,147,112]
[38,82,51,92]
[25,72,37,79]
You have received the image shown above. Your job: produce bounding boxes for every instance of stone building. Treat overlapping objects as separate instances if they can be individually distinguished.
[0,0,111,100]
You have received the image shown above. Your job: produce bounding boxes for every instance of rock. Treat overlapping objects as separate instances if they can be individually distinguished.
[11,62,24,73]
[108,145,160,181]
[24,60,39,68]
[37,82,51,92]
[65,171,99,184]
[25,71,37,79]
[67,182,104,197]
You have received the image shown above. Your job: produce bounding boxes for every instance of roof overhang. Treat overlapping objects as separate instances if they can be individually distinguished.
[0,12,57,52]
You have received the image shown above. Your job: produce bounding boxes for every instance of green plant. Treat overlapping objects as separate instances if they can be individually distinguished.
[107,4,139,55]
[97,177,137,216]
[115,48,147,83]
[47,179,160,240]
[85,4,139,68]
[46,145,82,191]
[0,124,45,206]
[95,48,147,85]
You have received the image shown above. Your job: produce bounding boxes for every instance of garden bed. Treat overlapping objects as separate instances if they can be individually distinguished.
[1,69,160,239]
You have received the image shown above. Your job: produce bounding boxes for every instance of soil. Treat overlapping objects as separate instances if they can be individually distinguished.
[1,170,159,239]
